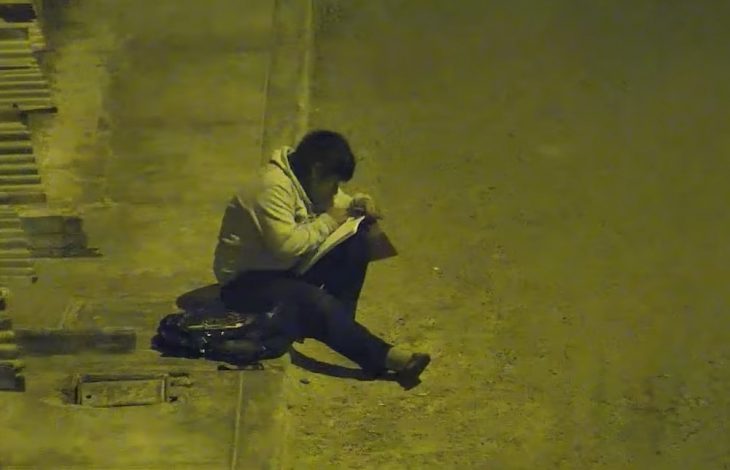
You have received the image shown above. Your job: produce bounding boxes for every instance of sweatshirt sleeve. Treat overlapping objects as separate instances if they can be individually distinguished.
[253,181,339,260]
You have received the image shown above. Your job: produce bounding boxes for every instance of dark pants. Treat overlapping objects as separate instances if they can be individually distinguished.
[219,222,392,374]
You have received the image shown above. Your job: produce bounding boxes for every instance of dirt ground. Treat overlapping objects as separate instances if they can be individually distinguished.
[279,1,730,468]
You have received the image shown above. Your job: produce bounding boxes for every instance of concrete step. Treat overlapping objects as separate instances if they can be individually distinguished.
[0,154,35,164]
[0,49,33,58]
[0,39,32,50]
[0,121,26,131]
[0,63,43,74]
[0,80,47,90]
[0,266,34,276]
[0,248,29,258]
[0,174,40,185]
[0,359,23,371]
[0,184,44,192]
[0,22,35,31]
[0,42,30,52]
[0,238,28,249]
[0,71,43,81]
[0,89,51,99]
[0,141,32,153]
[0,59,38,69]
[0,275,37,286]
[0,329,15,342]
[0,258,32,268]
[0,97,54,109]
[0,77,44,89]
[0,130,31,140]
[0,343,19,359]
[0,228,23,238]
[0,359,24,372]
[0,39,30,49]
[0,190,45,204]
[0,218,20,229]
[0,163,37,175]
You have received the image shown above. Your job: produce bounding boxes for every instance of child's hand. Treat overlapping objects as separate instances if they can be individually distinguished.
[326,206,350,225]
[348,194,383,220]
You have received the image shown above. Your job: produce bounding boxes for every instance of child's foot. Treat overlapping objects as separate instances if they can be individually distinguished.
[395,353,431,390]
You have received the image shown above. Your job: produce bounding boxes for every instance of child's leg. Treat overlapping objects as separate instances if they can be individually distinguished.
[221,270,391,374]
[300,222,372,319]
[288,283,392,374]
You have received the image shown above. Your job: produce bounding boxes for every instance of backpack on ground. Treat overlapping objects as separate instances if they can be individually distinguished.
[150,307,291,367]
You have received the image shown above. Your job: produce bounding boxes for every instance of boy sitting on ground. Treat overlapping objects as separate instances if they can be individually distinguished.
[214,130,430,388]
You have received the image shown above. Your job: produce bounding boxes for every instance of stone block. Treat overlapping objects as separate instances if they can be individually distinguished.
[30,246,101,258]
[27,232,87,249]
[20,215,83,235]
[0,190,46,204]
[15,327,136,355]
[0,366,24,392]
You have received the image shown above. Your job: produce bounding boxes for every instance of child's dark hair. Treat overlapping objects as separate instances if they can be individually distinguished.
[290,130,356,182]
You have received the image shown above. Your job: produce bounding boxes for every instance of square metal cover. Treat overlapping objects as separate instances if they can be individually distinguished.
[74,373,170,407]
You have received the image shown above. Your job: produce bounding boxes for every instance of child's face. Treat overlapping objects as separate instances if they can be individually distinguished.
[307,165,340,208]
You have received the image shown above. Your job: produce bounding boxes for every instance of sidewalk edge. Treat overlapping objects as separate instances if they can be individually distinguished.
[257,0,315,468]
[260,0,315,167]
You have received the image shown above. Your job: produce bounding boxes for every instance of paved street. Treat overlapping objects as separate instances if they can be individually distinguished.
[2,0,729,468]
[281,1,730,468]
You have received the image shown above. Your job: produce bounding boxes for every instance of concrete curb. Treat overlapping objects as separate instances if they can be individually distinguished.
[254,0,315,468]
[296,0,315,142]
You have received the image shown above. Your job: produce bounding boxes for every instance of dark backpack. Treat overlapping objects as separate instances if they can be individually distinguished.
[150,307,292,367]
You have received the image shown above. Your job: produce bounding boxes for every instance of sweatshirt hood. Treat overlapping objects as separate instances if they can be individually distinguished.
[269,146,314,208]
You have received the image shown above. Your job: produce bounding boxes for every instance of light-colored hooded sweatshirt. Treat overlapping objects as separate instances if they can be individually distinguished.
[213,146,354,285]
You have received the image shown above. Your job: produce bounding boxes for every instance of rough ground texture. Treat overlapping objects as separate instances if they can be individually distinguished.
[280,1,730,468]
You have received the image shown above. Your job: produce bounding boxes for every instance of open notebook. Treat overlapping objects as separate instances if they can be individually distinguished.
[294,217,398,275]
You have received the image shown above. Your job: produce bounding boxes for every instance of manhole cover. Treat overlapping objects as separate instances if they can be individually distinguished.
[72,372,190,407]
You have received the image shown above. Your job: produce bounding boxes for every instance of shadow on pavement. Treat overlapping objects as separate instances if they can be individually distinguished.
[288,346,398,383]
[175,285,402,384]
